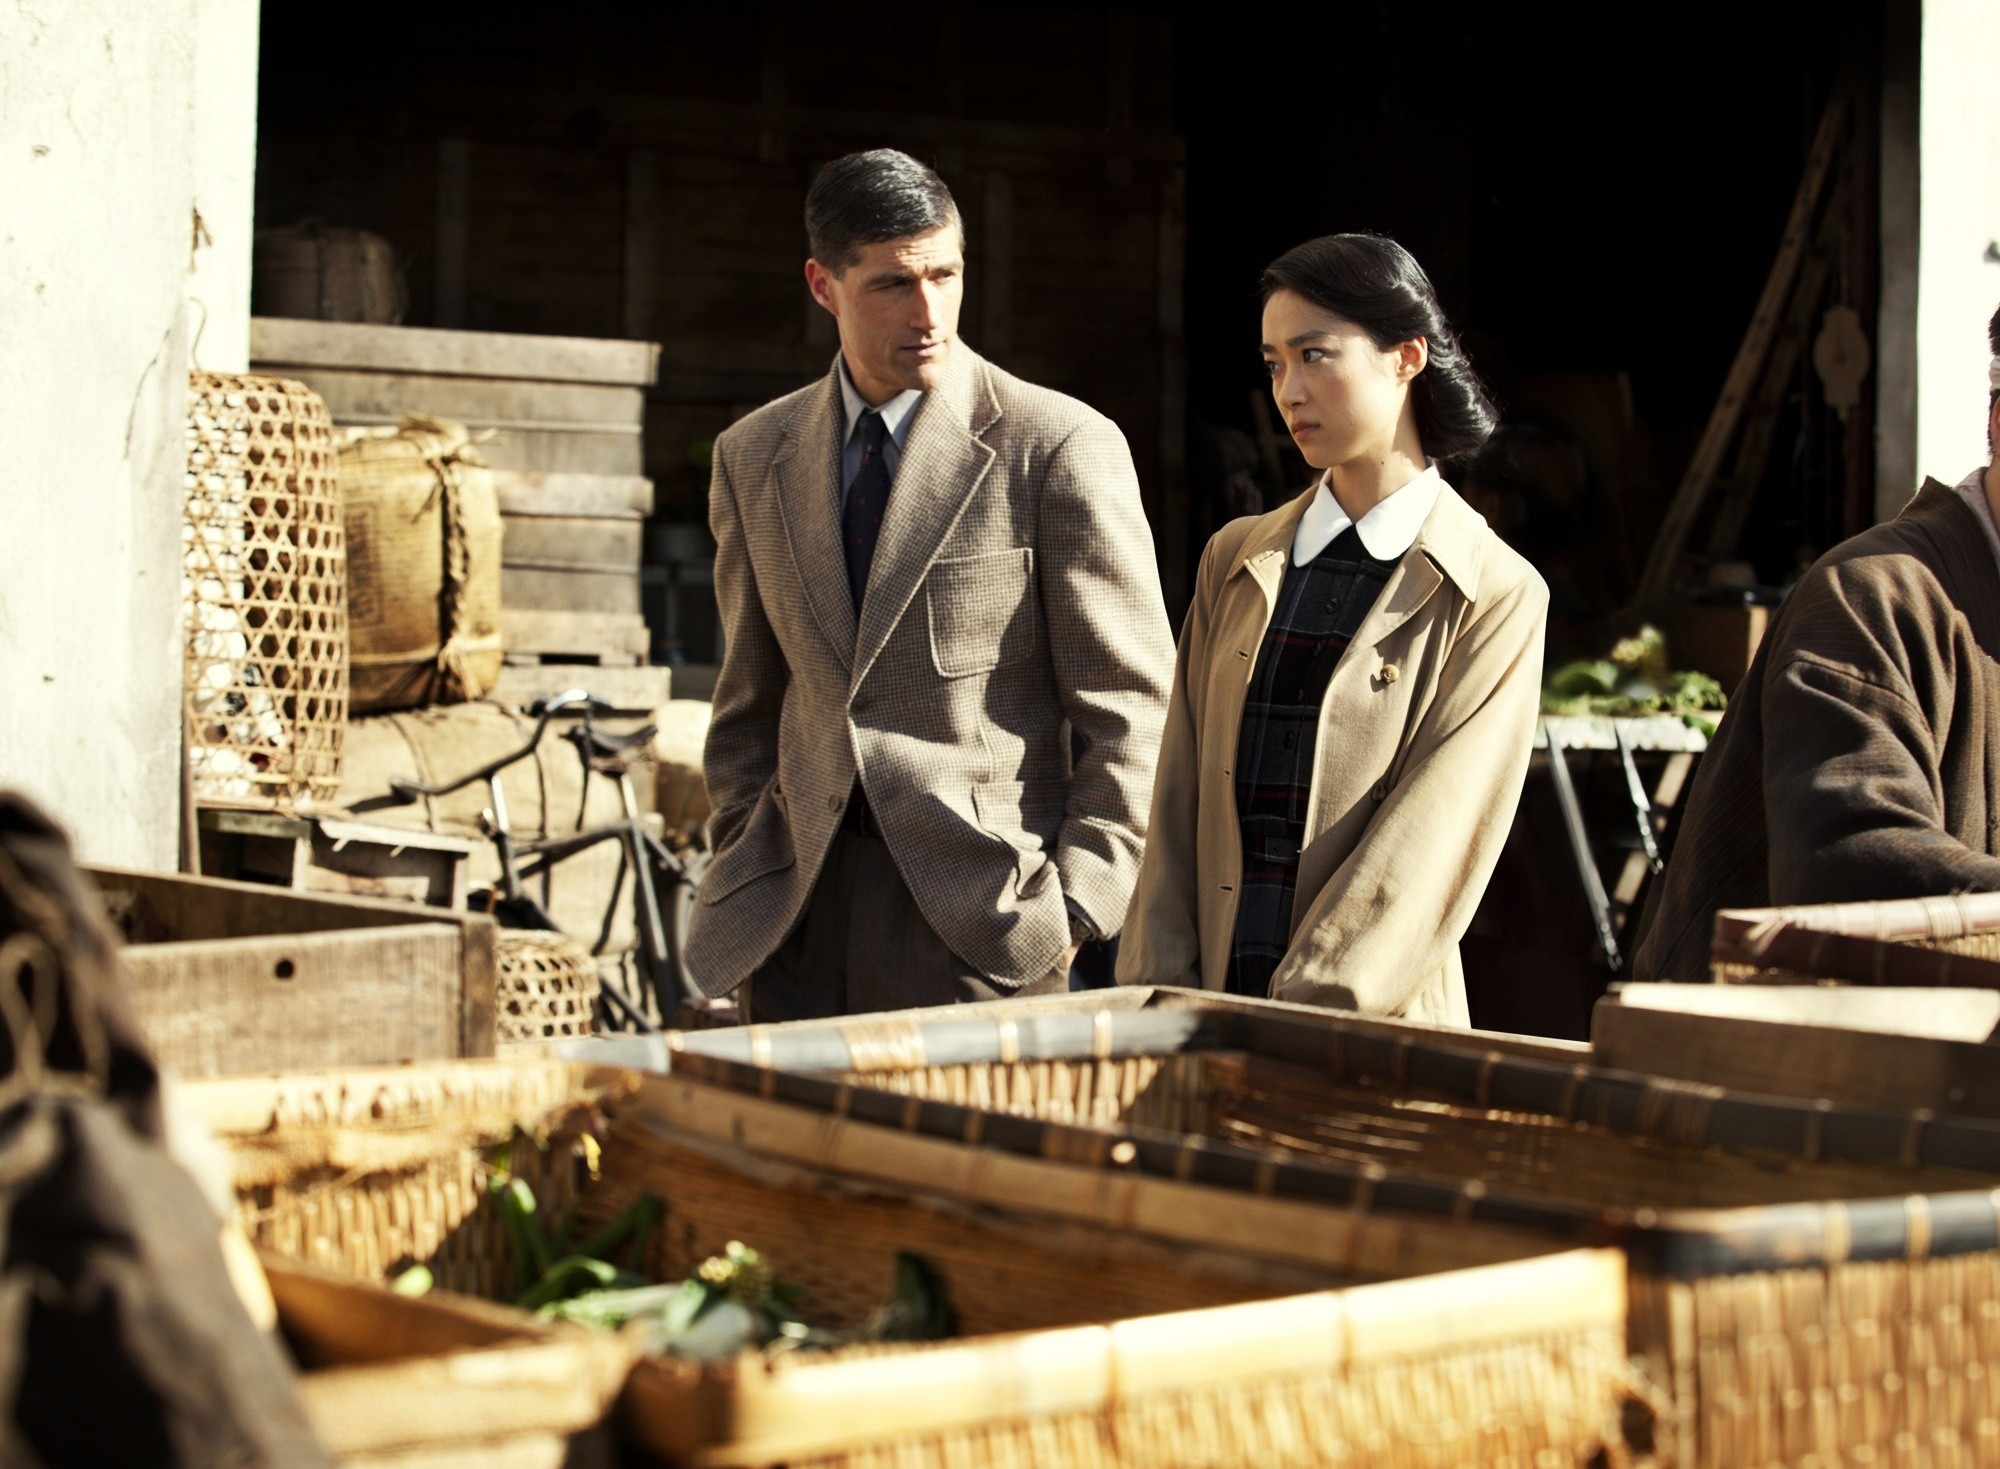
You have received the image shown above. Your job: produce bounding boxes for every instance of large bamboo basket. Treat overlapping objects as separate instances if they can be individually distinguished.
[658,1001,2000,1469]
[179,1059,1641,1468]
[1711,892,2000,986]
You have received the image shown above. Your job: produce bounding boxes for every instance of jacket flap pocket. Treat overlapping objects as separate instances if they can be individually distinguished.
[971,779,1066,850]
[698,831,795,903]
[926,547,1036,677]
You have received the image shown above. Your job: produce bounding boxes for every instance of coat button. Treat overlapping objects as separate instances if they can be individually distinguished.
[1380,662,1399,684]
[827,794,842,812]
[1371,781,1389,802]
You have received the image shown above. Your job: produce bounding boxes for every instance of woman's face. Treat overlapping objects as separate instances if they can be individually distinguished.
[1260,290,1421,471]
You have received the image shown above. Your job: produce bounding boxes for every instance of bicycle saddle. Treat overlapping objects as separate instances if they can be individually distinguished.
[562,721,660,774]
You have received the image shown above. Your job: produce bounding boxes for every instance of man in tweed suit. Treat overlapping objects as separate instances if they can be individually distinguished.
[685,149,1175,1020]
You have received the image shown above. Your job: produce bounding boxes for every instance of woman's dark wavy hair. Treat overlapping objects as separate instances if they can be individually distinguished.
[1260,233,1497,460]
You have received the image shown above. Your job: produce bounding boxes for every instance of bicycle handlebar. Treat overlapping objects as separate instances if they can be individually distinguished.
[530,688,614,718]
[385,689,615,801]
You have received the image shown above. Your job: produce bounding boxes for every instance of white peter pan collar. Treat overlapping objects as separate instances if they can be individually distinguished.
[1291,461,1443,567]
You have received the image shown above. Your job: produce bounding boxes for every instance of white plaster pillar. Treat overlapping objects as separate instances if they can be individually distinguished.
[190,0,259,372]
[0,1,200,867]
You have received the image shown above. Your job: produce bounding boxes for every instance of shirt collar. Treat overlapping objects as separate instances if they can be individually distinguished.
[837,356,924,444]
[1952,465,2000,573]
[1291,461,1443,566]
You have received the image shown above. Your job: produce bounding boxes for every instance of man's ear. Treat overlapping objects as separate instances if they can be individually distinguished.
[804,258,838,316]
[1988,393,2000,457]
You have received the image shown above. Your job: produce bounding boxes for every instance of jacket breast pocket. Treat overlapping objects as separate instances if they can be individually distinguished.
[926,548,1036,678]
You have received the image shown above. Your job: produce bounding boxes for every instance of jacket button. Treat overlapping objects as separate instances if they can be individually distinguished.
[827,794,842,812]
[1371,781,1388,802]
[1380,662,1400,684]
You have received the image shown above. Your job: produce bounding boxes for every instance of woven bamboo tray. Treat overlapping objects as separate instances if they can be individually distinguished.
[271,1253,632,1467]
[1712,892,2000,986]
[179,1059,1640,1468]
[661,1001,2000,1468]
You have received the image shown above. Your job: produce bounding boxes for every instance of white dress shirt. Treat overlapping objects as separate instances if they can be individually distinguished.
[1291,461,1443,567]
[836,357,923,507]
[1952,466,2000,573]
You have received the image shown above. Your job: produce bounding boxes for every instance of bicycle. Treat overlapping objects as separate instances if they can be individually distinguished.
[384,688,719,1031]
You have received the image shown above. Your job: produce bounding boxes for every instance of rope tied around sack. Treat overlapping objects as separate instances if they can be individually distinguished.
[404,416,483,704]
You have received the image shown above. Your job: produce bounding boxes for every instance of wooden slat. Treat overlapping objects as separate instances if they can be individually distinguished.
[123,923,467,1077]
[493,470,654,518]
[251,317,661,387]
[501,515,643,570]
[502,566,642,615]
[279,367,645,430]
[1611,981,2000,1041]
[500,608,650,657]
[487,661,670,714]
[478,427,643,476]
[1593,999,2000,1118]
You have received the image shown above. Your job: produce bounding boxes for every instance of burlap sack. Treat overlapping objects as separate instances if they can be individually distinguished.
[649,699,712,841]
[340,417,503,715]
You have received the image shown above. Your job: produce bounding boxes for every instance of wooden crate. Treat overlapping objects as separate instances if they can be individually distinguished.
[185,1059,1639,1469]
[89,865,496,1075]
[252,318,661,663]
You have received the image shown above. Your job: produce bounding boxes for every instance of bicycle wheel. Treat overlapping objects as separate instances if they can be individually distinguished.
[662,840,712,1009]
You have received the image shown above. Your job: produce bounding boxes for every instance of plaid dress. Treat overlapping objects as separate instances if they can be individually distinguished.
[1227,525,1397,996]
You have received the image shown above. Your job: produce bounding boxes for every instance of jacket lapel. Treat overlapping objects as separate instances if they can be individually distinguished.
[772,365,857,673]
[1350,481,1485,647]
[851,348,998,687]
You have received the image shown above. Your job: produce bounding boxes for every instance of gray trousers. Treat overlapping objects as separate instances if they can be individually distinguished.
[743,831,1068,1023]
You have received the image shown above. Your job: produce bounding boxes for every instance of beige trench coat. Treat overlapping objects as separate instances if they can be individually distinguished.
[1116,481,1548,1024]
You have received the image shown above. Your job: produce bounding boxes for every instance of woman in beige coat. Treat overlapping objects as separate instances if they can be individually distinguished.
[1118,235,1547,1025]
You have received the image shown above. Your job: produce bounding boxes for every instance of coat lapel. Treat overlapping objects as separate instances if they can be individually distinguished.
[772,366,857,673]
[851,348,998,687]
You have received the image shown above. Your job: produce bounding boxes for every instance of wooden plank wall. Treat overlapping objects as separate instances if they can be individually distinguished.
[254,5,1191,608]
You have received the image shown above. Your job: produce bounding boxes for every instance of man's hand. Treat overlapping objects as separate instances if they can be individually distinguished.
[1059,910,1092,972]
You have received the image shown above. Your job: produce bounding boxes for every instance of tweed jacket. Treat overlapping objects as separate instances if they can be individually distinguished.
[685,346,1175,999]
[1635,479,2000,982]
[1116,480,1548,1024]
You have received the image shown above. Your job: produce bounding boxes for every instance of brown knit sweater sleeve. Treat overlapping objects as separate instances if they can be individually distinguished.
[1760,558,2000,903]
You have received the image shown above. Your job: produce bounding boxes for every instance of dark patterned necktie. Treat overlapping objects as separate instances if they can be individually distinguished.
[843,408,891,609]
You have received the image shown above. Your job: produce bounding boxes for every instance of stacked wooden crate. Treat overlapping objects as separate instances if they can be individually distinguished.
[249,317,670,714]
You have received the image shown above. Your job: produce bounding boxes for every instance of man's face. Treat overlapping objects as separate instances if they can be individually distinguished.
[805,225,964,405]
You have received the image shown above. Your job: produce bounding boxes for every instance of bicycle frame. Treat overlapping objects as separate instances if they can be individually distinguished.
[387,689,703,1030]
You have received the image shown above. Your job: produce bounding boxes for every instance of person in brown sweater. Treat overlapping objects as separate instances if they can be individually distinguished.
[1636,303,2000,981]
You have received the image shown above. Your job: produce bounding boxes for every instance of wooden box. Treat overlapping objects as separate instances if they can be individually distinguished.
[251,317,660,667]
[89,866,496,1076]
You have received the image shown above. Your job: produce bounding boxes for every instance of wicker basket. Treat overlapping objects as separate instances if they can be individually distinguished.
[495,930,600,1051]
[272,1254,631,1467]
[183,371,347,810]
[665,1001,2000,1469]
[1712,892,2000,986]
[181,1060,1641,1468]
